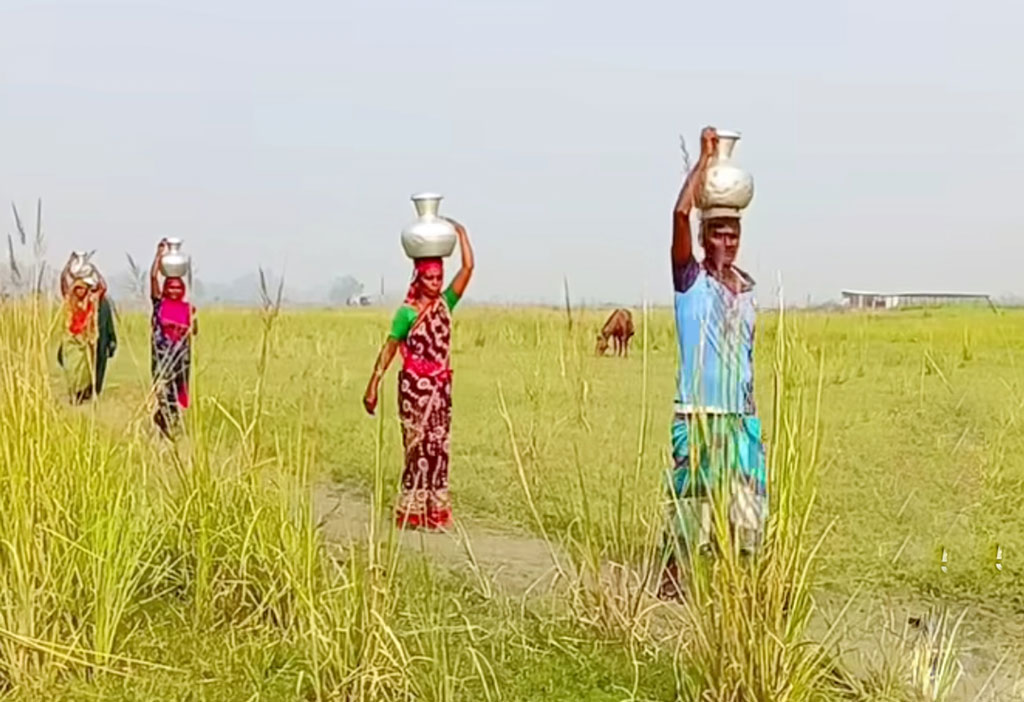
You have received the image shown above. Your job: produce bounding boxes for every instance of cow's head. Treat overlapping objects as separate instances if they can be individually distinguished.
[595,334,609,355]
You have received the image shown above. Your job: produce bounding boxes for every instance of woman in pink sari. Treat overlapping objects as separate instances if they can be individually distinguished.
[150,239,197,437]
[363,218,474,530]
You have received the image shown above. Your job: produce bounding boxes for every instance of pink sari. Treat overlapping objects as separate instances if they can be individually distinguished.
[158,298,191,343]
[153,297,193,414]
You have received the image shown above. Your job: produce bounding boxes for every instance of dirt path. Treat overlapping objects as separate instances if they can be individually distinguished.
[813,591,1024,700]
[312,482,571,594]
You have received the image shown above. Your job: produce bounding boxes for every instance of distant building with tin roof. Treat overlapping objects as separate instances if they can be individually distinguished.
[840,290,992,309]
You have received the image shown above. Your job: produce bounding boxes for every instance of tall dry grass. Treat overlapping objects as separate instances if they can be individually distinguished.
[0,291,489,700]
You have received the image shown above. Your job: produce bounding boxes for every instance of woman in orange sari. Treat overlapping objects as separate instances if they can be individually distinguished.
[57,261,111,404]
[363,218,474,530]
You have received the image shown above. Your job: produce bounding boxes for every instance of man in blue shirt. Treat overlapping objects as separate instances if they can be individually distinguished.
[659,127,767,600]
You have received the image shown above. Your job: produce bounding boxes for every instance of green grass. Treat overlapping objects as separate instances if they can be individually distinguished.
[101,304,1024,605]
[3,296,1023,700]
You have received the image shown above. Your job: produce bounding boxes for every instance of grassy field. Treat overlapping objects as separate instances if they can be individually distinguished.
[2,296,1023,700]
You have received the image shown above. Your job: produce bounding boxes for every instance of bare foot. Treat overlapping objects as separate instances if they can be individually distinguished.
[657,561,685,601]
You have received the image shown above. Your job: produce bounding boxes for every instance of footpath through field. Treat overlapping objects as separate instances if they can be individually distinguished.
[313,482,571,594]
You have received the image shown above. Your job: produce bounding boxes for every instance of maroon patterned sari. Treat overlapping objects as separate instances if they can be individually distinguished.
[396,298,453,529]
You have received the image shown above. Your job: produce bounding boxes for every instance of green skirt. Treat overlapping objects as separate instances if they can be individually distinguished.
[60,335,95,400]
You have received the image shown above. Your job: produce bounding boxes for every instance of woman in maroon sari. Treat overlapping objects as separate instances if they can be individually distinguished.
[363,219,474,530]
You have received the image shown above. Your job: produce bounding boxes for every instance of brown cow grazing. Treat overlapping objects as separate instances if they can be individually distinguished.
[596,308,635,357]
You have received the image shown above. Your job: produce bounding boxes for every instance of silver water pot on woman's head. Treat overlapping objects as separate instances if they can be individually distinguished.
[698,129,755,218]
[400,193,457,259]
[75,264,98,284]
[159,238,190,278]
[68,250,95,277]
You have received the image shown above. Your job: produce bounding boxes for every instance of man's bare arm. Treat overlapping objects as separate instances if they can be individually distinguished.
[672,127,717,267]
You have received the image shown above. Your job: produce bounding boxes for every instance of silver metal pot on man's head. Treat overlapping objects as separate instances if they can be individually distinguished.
[159,238,190,278]
[698,129,755,220]
[400,193,457,259]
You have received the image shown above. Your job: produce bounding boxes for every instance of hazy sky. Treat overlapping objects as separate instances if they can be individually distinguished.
[2,0,1022,304]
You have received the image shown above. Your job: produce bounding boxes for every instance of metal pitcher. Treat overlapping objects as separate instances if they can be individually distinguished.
[68,250,95,277]
[699,129,754,218]
[400,193,457,259]
[159,238,190,278]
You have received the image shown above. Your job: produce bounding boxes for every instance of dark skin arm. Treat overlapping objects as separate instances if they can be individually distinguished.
[150,239,167,300]
[59,254,75,297]
[444,218,475,298]
[672,126,717,267]
[93,270,107,299]
[363,338,399,415]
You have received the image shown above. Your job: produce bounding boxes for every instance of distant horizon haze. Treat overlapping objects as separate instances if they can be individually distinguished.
[2,0,1022,305]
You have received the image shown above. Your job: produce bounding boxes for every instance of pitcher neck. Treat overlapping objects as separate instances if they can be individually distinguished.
[411,193,443,218]
[715,135,739,160]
